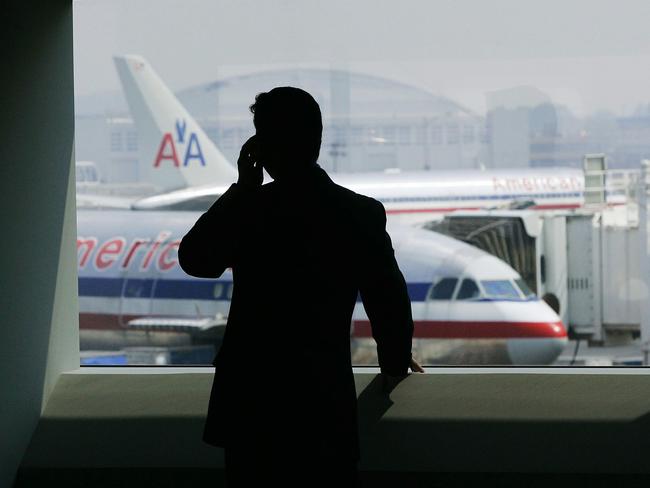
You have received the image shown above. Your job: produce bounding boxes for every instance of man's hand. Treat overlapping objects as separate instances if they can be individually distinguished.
[382,357,425,393]
[237,136,263,187]
[410,357,425,373]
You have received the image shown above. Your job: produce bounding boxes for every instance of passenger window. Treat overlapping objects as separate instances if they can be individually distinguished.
[430,278,458,300]
[456,279,480,300]
[226,282,234,301]
[213,283,224,299]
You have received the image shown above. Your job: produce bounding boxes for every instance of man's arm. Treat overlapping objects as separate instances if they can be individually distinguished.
[177,184,254,278]
[358,200,414,376]
[178,136,262,278]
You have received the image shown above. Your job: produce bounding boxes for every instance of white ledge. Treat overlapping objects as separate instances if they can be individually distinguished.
[67,366,650,375]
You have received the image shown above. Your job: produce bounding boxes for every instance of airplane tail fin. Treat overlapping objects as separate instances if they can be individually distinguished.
[113,55,237,191]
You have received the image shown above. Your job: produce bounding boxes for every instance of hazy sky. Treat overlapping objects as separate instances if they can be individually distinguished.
[74,0,650,116]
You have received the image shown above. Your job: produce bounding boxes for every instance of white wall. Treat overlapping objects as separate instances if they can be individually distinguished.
[0,2,79,486]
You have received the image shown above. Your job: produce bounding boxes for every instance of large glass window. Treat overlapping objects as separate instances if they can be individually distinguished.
[430,125,443,145]
[446,124,460,145]
[74,0,650,367]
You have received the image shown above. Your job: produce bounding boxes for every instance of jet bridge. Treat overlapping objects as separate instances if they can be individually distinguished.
[423,162,645,346]
[425,208,642,345]
[424,211,566,322]
[424,213,539,294]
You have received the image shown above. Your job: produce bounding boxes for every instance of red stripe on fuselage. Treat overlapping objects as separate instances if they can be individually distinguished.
[80,313,139,330]
[353,320,567,339]
[531,203,581,210]
[386,207,481,214]
[384,204,581,215]
[81,313,566,339]
[382,202,631,215]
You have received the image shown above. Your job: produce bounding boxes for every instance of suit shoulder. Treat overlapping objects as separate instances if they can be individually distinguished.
[329,184,385,225]
[331,183,383,211]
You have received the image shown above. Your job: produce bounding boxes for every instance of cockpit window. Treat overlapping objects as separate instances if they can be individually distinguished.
[456,279,480,300]
[515,278,535,299]
[481,280,521,299]
[430,278,458,300]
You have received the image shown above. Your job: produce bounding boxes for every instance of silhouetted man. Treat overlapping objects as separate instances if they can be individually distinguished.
[178,87,419,487]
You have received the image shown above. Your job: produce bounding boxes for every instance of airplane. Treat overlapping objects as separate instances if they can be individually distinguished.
[77,54,587,228]
[75,55,571,365]
[77,209,566,365]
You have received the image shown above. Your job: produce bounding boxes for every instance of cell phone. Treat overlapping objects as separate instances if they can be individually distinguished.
[247,135,260,164]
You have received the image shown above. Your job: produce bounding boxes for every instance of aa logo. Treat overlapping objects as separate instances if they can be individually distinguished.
[154,119,205,167]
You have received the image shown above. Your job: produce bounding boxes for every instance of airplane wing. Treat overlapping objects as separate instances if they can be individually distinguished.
[76,193,137,209]
[126,315,228,338]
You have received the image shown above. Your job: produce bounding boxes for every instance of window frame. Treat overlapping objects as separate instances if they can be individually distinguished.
[65,0,650,373]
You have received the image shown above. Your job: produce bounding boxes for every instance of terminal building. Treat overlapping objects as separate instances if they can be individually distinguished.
[75,68,487,182]
[76,72,650,185]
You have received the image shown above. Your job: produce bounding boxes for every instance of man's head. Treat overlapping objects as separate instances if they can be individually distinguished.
[250,87,322,180]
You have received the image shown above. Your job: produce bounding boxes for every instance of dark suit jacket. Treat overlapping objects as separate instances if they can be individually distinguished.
[178,165,413,461]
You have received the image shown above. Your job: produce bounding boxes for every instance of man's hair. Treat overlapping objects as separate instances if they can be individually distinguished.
[250,87,323,164]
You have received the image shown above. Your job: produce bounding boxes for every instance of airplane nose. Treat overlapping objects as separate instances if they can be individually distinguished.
[506,321,568,365]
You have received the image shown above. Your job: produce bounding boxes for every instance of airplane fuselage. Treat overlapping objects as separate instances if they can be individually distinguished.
[77,209,566,365]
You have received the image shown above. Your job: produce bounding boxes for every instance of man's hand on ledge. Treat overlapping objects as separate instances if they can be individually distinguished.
[382,357,425,393]
[410,357,425,373]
